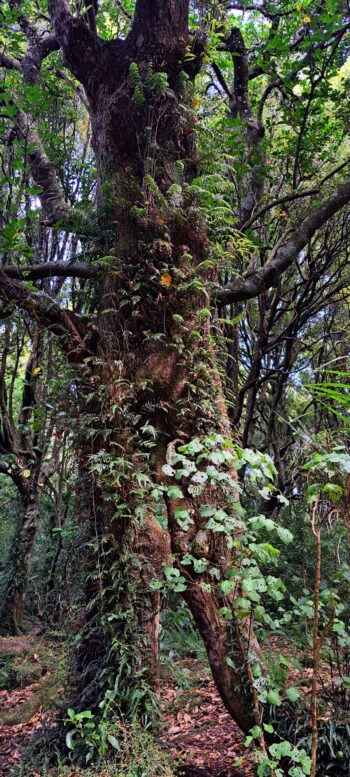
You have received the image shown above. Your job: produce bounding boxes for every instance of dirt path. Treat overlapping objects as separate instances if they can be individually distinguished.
[160,665,255,777]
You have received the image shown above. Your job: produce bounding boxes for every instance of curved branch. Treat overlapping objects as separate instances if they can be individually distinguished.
[16,109,71,224]
[22,33,59,85]
[0,269,93,362]
[241,158,350,231]
[217,177,350,305]
[0,53,22,71]
[211,62,232,100]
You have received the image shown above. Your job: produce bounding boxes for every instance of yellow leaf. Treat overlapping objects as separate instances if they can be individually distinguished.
[23,469,31,478]
[32,366,41,376]
[304,15,311,22]
[160,272,172,288]
[296,3,302,9]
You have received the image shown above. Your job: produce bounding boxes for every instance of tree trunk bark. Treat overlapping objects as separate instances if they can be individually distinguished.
[47,0,265,736]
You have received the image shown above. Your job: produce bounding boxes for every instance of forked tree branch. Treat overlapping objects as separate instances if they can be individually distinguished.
[47,0,100,90]
[241,158,350,231]
[22,33,59,84]
[218,176,350,305]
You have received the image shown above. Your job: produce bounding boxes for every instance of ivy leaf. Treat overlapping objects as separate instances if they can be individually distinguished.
[269,741,294,759]
[219,579,235,594]
[199,504,216,517]
[191,471,208,484]
[193,558,208,573]
[167,486,184,499]
[267,689,282,706]
[285,687,300,703]
[174,508,193,530]
[149,580,163,590]
[162,463,174,476]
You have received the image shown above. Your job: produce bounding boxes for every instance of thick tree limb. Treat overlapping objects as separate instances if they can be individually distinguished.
[47,0,100,90]
[16,109,71,224]
[241,158,350,230]
[226,27,265,227]
[0,269,92,362]
[1,12,80,227]
[4,262,97,281]
[22,33,59,85]
[8,0,60,82]
[0,53,22,71]
[217,177,350,305]
[226,27,250,119]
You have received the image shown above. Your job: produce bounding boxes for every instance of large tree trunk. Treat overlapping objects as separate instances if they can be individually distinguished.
[0,493,39,635]
[61,7,262,736]
[39,0,264,738]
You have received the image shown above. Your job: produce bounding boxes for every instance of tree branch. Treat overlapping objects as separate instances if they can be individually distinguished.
[226,26,265,226]
[47,0,100,90]
[241,158,350,231]
[211,62,232,100]
[217,177,350,305]
[1,13,83,227]
[22,33,59,85]
[16,109,71,224]
[5,262,97,281]
[0,269,93,362]
[226,27,250,118]
[0,53,22,71]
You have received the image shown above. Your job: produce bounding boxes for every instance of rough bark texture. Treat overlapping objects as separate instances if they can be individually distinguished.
[66,29,258,735]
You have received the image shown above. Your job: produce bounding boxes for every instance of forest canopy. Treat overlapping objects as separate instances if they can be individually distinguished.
[0,1,350,776]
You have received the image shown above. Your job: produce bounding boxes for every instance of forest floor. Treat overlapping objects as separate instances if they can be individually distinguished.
[0,631,66,775]
[0,633,254,777]
[159,659,255,776]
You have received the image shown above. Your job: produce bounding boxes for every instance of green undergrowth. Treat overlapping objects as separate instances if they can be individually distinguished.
[14,719,177,777]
